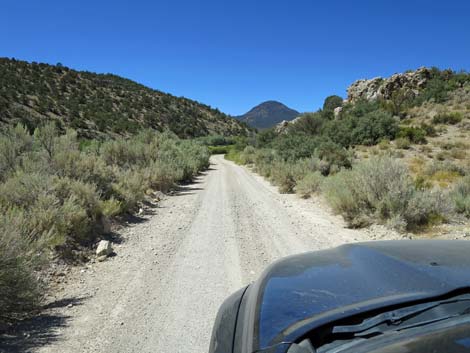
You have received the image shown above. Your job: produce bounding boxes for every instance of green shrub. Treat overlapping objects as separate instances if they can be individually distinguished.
[451,176,470,217]
[100,139,144,168]
[271,134,320,160]
[0,215,42,322]
[295,172,323,198]
[239,146,256,164]
[53,151,115,198]
[425,161,466,177]
[432,112,463,125]
[198,134,234,146]
[395,137,411,149]
[112,169,149,212]
[287,112,325,135]
[255,129,277,146]
[322,157,451,230]
[224,149,243,164]
[414,175,433,190]
[0,124,33,181]
[143,160,181,192]
[2,179,79,249]
[323,95,343,112]
[404,190,451,229]
[33,122,61,160]
[382,89,414,117]
[326,110,399,147]
[270,160,297,193]
[315,141,352,174]
[397,126,427,144]
[100,198,122,217]
[208,145,230,154]
[378,139,391,150]
[347,99,382,117]
[52,178,103,242]
[251,149,277,177]
[0,170,106,248]
[416,76,449,103]
[0,125,210,268]
[420,123,437,137]
[322,170,367,226]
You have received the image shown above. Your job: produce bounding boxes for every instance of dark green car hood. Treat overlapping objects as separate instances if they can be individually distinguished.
[250,240,470,351]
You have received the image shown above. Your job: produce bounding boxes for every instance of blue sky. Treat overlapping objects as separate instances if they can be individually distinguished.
[1,0,469,115]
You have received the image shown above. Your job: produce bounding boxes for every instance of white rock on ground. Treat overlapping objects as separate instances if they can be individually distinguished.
[96,240,113,257]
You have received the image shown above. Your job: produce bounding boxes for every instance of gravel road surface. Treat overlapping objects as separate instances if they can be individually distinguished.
[32,155,367,353]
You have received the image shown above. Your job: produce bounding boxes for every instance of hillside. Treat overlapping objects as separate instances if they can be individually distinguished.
[236,100,299,129]
[228,67,470,236]
[0,58,250,138]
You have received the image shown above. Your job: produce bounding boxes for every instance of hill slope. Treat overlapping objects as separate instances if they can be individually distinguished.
[236,100,299,129]
[0,58,250,138]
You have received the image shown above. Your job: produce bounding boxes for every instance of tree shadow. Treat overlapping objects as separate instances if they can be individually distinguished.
[172,185,203,197]
[199,167,216,174]
[122,213,148,225]
[179,178,203,185]
[0,296,88,353]
[101,230,125,245]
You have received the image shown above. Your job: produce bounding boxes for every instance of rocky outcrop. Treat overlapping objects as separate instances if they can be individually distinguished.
[274,116,303,134]
[347,67,433,103]
[275,120,291,134]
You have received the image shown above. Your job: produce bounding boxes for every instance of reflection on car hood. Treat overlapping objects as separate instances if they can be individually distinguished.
[253,240,470,350]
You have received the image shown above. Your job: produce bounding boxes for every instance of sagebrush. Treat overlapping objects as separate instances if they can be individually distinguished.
[0,123,210,322]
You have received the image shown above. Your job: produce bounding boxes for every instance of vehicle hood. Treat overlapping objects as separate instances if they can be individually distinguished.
[248,240,470,351]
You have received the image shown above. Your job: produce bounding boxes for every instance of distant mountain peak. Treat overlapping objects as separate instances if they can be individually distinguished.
[236,101,300,129]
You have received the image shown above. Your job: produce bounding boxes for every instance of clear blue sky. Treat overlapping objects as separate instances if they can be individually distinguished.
[1,0,469,115]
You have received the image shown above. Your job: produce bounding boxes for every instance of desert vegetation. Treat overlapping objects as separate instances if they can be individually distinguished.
[0,123,209,323]
[0,58,250,139]
[2,64,469,326]
[227,68,470,233]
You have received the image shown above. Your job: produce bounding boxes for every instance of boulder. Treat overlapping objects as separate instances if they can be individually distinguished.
[96,240,113,257]
[333,106,343,119]
[274,116,303,135]
[347,67,433,103]
[275,120,290,134]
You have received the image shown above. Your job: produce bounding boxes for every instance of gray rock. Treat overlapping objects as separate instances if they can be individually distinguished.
[333,106,343,119]
[274,116,303,135]
[347,67,432,103]
[96,240,113,257]
[274,120,290,134]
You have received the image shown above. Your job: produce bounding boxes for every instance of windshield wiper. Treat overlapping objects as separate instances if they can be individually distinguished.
[332,294,470,337]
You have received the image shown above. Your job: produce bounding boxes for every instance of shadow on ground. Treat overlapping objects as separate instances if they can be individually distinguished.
[0,297,87,353]
[172,185,204,197]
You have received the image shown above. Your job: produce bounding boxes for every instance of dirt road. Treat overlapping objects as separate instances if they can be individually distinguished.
[33,155,367,353]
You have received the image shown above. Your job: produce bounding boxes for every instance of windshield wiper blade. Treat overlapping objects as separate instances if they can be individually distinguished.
[356,313,461,337]
[332,302,442,334]
[332,297,470,335]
